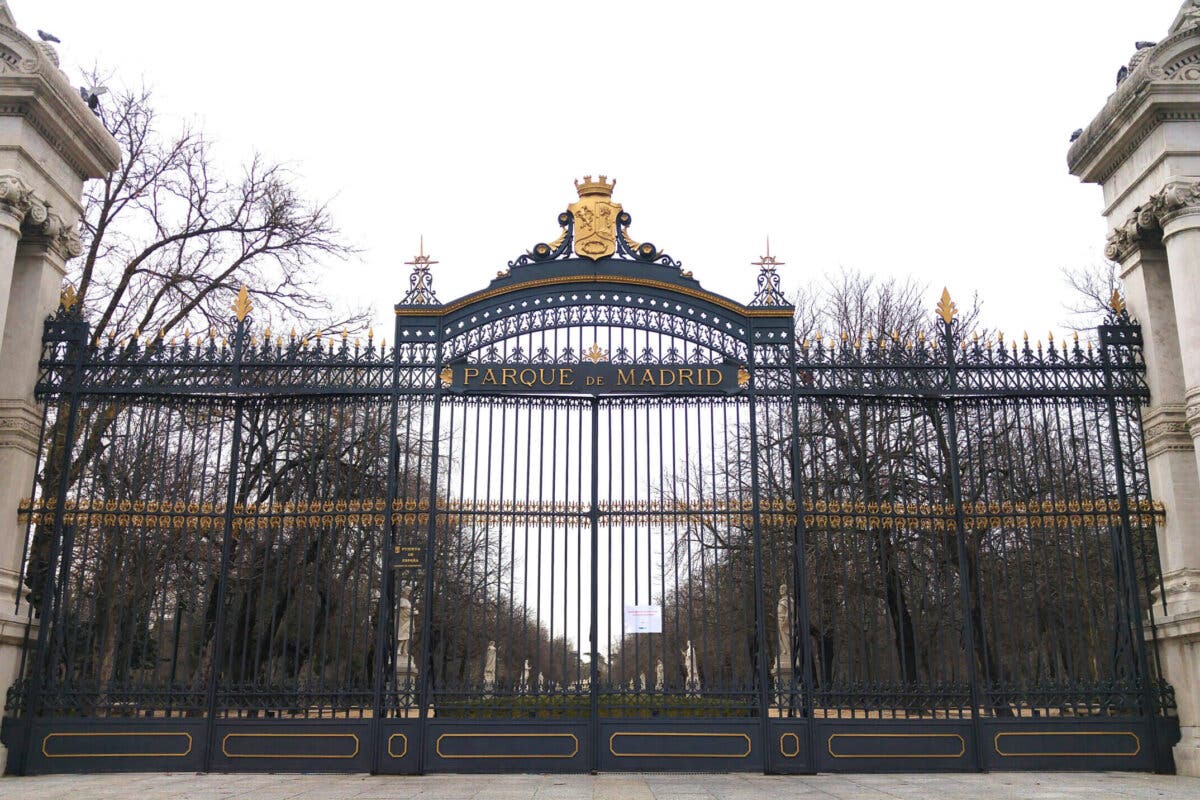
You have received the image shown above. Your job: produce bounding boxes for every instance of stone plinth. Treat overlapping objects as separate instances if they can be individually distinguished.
[1068,1,1200,775]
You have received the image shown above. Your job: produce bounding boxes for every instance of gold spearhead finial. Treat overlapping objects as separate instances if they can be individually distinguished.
[1110,289,1126,315]
[60,282,79,311]
[232,284,252,321]
[935,287,957,324]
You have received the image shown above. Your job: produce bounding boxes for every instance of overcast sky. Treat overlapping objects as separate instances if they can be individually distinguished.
[24,0,1190,339]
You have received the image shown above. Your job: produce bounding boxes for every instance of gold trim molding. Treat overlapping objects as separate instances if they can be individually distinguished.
[221,732,360,759]
[992,730,1141,758]
[779,732,801,758]
[42,731,192,758]
[387,733,408,759]
[434,732,579,759]
[608,731,752,758]
[827,732,966,759]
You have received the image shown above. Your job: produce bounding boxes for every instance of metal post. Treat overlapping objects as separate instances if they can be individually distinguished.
[786,334,818,769]
[1099,321,1163,770]
[17,312,87,775]
[588,396,601,772]
[415,326,445,775]
[941,317,986,771]
[369,338,404,773]
[201,315,247,771]
[744,325,774,771]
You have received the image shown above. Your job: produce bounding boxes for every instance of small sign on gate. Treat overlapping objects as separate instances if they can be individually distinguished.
[624,604,663,633]
[392,545,423,571]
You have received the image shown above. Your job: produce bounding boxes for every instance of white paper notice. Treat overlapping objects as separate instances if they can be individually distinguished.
[624,604,663,633]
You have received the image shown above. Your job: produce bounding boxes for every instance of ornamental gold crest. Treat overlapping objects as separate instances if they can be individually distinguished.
[569,175,620,260]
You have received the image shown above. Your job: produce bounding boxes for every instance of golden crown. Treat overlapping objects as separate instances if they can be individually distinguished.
[574,175,615,198]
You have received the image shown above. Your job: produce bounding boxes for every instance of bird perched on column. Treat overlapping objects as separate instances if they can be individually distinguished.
[37,29,61,43]
[79,85,108,115]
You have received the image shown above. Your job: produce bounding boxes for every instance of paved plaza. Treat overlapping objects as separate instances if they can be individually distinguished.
[0,772,1198,800]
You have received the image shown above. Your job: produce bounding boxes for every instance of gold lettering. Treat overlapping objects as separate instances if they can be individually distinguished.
[559,368,575,386]
[678,368,695,385]
[705,368,722,386]
[639,369,656,386]
[501,368,517,385]
[464,367,479,383]
[659,369,677,386]
[519,369,537,387]
[538,368,555,385]
[617,368,635,386]
[482,368,498,385]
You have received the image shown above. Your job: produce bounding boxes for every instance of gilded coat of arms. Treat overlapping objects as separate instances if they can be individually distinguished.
[569,175,621,260]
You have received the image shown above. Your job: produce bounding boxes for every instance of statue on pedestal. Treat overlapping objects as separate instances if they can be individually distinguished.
[776,582,793,673]
[639,671,647,692]
[537,671,544,692]
[682,640,700,694]
[655,658,664,691]
[521,659,530,693]
[483,640,497,692]
[395,585,418,685]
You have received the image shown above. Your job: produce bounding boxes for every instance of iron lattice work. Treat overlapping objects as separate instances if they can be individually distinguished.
[1,257,1176,775]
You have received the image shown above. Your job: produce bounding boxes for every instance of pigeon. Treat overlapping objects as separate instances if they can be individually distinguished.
[1135,41,1157,50]
[1116,65,1129,85]
[79,85,108,114]
[37,30,61,43]
[1070,129,1083,143]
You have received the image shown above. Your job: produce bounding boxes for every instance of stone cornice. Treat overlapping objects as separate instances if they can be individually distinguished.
[1068,22,1200,183]
[0,170,83,258]
[0,22,120,179]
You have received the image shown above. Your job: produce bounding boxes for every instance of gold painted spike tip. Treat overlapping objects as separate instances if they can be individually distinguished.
[232,284,252,322]
[935,288,958,324]
[60,282,79,311]
[1110,289,1127,315]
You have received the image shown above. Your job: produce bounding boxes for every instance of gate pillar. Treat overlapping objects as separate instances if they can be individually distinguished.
[1068,1,1200,775]
[0,2,120,771]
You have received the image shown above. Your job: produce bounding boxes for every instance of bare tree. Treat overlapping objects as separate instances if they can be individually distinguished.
[1061,261,1120,331]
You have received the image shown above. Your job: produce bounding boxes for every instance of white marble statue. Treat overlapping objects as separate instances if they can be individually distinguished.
[639,671,647,692]
[655,658,664,691]
[483,640,497,688]
[777,582,793,671]
[537,671,544,692]
[683,640,699,693]
[521,658,530,692]
[395,585,414,658]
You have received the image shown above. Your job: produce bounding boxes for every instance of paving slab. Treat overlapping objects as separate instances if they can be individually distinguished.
[0,772,1198,800]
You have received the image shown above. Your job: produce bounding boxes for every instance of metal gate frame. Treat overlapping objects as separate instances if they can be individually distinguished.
[1,201,1180,774]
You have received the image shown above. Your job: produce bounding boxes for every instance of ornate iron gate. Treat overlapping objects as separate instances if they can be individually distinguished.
[1,181,1180,774]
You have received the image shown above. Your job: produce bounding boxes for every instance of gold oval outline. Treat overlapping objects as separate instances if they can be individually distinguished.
[608,731,752,758]
[827,732,966,759]
[434,732,579,759]
[993,730,1141,758]
[221,732,360,759]
[779,732,801,758]
[42,731,192,758]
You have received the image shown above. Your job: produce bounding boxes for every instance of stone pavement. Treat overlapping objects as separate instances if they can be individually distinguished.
[1,772,1199,800]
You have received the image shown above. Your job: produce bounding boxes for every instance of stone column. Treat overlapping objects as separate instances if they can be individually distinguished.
[1149,186,1200,776]
[0,174,34,367]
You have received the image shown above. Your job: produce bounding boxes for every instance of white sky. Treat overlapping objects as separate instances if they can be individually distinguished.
[24,0,1188,339]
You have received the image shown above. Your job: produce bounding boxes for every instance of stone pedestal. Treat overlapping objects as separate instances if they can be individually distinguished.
[395,652,419,692]
[1068,3,1200,774]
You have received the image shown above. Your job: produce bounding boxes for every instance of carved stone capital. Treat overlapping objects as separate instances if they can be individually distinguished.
[1107,180,1200,260]
[1145,404,1195,458]
[0,170,85,258]
[0,171,33,224]
[23,207,84,259]
[1186,390,1200,442]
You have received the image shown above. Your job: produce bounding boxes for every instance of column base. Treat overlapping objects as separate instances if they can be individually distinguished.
[1152,592,1200,776]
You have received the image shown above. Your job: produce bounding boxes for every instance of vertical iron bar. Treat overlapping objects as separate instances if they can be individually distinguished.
[941,318,985,771]
[1100,323,1162,770]
[744,327,773,771]
[787,334,817,767]
[201,314,247,771]
[589,396,600,771]
[415,324,445,775]
[369,339,403,772]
